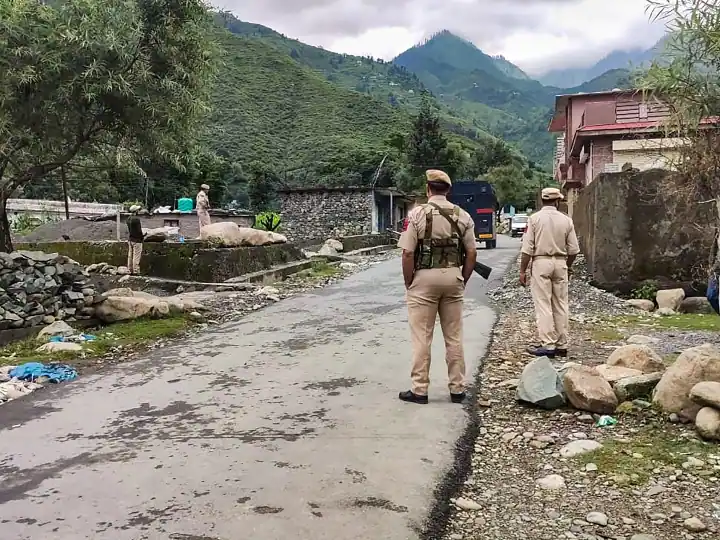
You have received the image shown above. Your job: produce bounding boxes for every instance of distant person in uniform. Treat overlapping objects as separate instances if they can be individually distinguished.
[196,183,211,231]
[126,205,145,275]
[519,187,580,358]
[396,170,478,404]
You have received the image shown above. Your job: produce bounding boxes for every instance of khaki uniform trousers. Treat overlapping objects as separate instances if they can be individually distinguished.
[198,210,211,229]
[127,242,143,275]
[530,257,569,350]
[406,267,465,396]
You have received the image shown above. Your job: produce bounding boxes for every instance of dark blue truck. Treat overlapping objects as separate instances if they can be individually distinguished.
[448,180,498,249]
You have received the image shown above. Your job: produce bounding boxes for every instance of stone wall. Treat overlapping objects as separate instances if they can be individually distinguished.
[0,251,99,329]
[574,169,715,292]
[15,241,305,283]
[279,189,374,242]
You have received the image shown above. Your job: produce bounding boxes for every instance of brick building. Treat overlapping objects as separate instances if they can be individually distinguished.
[548,89,691,216]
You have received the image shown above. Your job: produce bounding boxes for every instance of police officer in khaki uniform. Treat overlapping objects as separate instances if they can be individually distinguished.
[519,187,580,358]
[397,170,478,404]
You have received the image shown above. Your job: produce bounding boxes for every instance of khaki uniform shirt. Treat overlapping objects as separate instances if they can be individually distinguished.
[521,206,580,258]
[398,195,476,254]
[196,191,210,211]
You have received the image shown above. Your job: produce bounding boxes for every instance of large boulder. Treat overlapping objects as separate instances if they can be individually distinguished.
[200,222,287,247]
[614,372,663,402]
[563,365,618,414]
[595,364,643,384]
[318,243,338,256]
[653,344,720,413]
[100,288,207,316]
[607,344,665,374]
[689,381,720,409]
[656,288,685,311]
[36,320,76,341]
[625,299,655,312]
[679,297,714,314]
[95,296,169,323]
[324,238,344,252]
[695,407,720,441]
[516,357,566,410]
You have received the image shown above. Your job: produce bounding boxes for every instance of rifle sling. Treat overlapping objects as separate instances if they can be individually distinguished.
[427,202,465,240]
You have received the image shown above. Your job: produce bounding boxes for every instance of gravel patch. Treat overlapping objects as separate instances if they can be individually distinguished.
[438,254,720,540]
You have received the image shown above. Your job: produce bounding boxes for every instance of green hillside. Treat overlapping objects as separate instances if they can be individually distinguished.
[215,15,503,152]
[205,31,412,186]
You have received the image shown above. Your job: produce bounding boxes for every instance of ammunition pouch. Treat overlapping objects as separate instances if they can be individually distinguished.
[414,203,467,271]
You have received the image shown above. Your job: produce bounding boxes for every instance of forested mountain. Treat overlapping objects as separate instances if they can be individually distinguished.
[391,31,635,166]
[539,36,668,88]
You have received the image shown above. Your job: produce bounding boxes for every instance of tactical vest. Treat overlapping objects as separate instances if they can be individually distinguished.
[414,203,466,270]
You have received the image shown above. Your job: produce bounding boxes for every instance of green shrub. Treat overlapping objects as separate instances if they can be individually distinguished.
[253,211,282,231]
[630,280,659,302]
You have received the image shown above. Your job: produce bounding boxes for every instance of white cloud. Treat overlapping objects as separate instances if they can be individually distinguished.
[215,0,667,74]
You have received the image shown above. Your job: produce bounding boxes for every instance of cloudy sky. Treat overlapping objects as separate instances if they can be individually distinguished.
[215,0,667,75]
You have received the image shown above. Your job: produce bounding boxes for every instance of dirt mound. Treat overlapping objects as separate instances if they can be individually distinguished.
[14,218,126,242]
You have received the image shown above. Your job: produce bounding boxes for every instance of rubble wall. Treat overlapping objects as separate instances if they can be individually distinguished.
[0,251,100,330]
[279,190,374,242]
[574,169,715,291]
[15,242,305,283]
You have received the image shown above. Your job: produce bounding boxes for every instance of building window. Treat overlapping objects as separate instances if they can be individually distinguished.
[639,102,648,119]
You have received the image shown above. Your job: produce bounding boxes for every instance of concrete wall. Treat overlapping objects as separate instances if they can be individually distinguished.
[15,241,304,283]
[574,169,715,292]
[279,189,374,242]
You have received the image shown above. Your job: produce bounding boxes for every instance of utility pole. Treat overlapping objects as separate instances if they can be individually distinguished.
[60,165,70,219]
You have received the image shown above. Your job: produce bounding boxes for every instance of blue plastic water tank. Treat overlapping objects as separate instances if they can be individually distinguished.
[177,197,193,212]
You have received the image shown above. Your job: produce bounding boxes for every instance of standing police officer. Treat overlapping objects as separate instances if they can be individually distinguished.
[397,170,478,404]
[519,187,580,358]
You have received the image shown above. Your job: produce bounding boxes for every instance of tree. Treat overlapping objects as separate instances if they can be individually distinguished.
[486,164,527,208]
[471,139,514,176]
[407,92,448,177]
[247,162,278,211]
[639,0,720,266]
[0,0,218,251]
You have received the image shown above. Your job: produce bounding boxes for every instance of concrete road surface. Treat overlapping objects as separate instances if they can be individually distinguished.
[0,236,520,540]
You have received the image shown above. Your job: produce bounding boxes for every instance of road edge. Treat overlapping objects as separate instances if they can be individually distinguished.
[418,248,514,540]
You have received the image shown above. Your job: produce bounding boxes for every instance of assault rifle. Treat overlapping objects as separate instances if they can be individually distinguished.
[386,229,492,280]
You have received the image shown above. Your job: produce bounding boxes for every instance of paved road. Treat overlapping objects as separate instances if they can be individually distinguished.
[0,236,520,540]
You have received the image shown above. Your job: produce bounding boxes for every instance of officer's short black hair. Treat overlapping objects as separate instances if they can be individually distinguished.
[427,181,450,194]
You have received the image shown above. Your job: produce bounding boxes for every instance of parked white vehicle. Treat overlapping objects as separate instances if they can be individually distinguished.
[510,214,528,237]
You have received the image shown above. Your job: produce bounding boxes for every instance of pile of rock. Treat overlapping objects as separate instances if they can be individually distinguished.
[626,287,714,315]
[86,262,130,276]
[654,343,720,441]
[490,254,630,316]
[517,336,720,442]
[304,238,344,258]
[0,250,101,328]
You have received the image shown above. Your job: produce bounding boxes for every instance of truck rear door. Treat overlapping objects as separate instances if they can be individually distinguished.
[475,209,494,239]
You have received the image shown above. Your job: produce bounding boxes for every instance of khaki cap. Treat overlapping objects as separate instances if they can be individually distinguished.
[541,187,564,200]
[200,184,210,190]
[426,169,452,186]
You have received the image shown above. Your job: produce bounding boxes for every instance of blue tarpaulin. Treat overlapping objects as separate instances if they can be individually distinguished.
[9,362,78,384]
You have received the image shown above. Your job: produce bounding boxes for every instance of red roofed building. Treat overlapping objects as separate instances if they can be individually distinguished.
[547,89,717,215]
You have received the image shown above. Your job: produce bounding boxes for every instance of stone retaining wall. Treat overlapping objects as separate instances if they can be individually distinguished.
[574,169,715,292]
[0,251,100,329]
[16,241,305,283]
[279,189,374,242]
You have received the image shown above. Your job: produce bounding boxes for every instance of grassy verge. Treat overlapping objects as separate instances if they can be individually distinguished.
[0,316,192,368]
[591,314,720,343]
[300,261,341,279]
[576,427,717,485]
